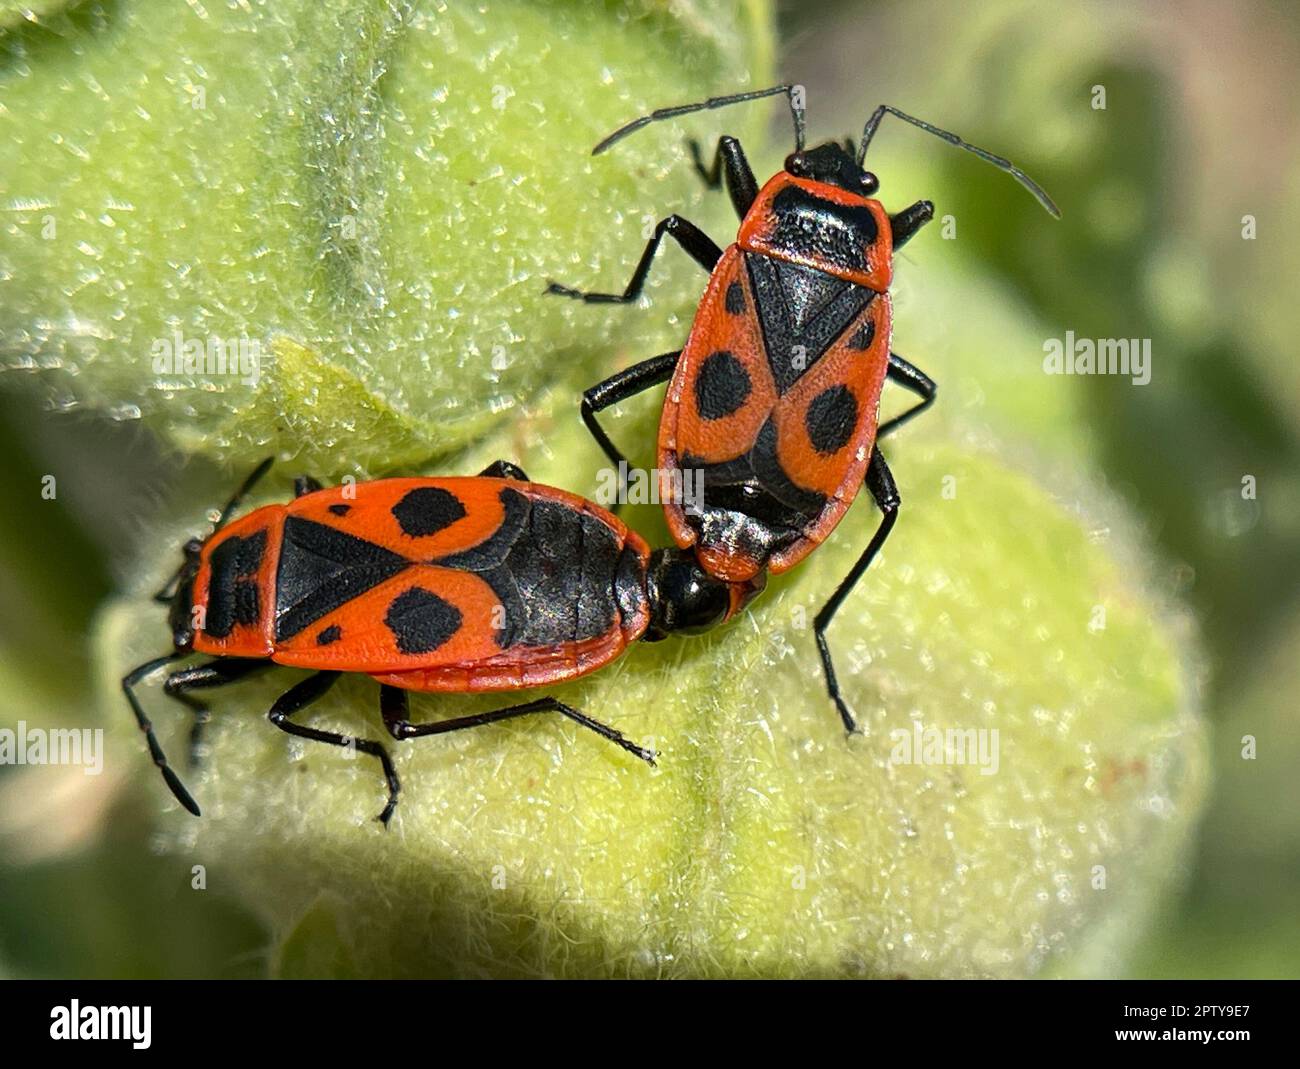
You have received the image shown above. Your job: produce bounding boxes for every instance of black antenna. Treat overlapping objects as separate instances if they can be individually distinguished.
[593,83,806,156]
[210,456,274,534]
[152,457,271,604]
[858,104,1060,218]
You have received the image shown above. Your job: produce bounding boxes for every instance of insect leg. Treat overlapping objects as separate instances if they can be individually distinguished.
[294,475,323,497]
[122,652,198,814]
[380,686,656,766]
[582,350,680,510]
[164,657,272,766]
[876,354,937,439]
[890,200,935,249]
[813,448,900,734]
[545,215,721,304]
[688,135,759,218]
[267,671,401,825]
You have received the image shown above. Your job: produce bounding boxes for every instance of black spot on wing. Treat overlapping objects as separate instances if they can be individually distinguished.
[392,486,467,538]
[385,588,463,655]
[694,350,752,420]
[274,518,411,641]
[315,624,342,646]
[206,530,267,638]
[847,319,876,351]
[724,280,746,314]
[806,385,858,454]
[328,504,351,516]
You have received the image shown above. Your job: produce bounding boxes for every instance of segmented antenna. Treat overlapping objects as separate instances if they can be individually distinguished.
[593,83,807,156]
[858,104,1060,218]
[210,456,274,533]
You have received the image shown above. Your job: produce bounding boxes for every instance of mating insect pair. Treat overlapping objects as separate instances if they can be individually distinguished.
[125,86,1057,822]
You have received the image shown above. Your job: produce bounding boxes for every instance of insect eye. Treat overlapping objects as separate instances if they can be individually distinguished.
[785,152,811,177]
[860,171,880,195]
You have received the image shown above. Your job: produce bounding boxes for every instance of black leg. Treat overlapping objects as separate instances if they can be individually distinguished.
[546,215,721,304]
[889,199,935,250]
[813,448,900,734]
[294,475,323,497]
[877,354,937,439]
[478,460,530,481]
[581,351,680,508]
[266,672,401,825]
[688,135,758,219]
[380,686,656,766]
[163,657,272,766]
[122,652,198,815]
[593,83,806,156]
[857,104,1060,218]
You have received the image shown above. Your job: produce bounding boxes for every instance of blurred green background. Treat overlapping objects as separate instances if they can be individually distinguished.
[1,0,1297,977]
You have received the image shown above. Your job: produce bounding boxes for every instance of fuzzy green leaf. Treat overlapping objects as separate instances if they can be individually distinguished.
[1,0,769,470]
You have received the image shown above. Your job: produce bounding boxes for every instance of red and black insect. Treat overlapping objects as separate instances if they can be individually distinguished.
[124,459,763,823]
[548,85,1058,732]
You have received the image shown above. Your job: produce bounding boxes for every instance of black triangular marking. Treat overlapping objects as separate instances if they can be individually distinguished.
[274,517,412,641]
[746,252,876,395]
[774,260,848,332]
